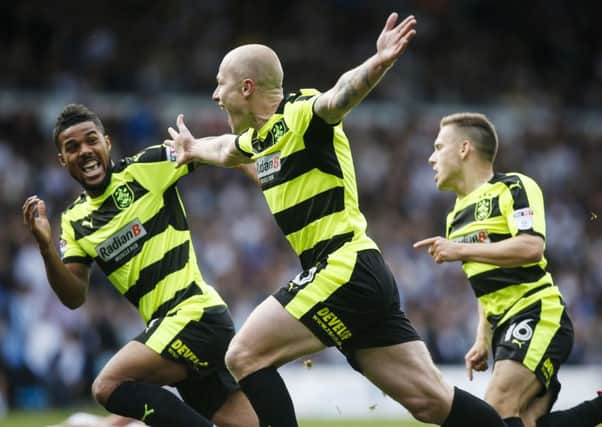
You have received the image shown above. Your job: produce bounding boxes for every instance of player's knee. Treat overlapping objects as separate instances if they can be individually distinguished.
[225,340,256,379]
[404,393,449,424]
[213,410,258,427]
[91,375,120,406]
[485,384,519,416]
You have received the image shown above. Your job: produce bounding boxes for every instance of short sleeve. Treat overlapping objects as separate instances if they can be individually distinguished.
[284,90,321,134]
[235,129,256,157]
[501,175,546,239]
[119,145,190,192]
[60,213,93,265]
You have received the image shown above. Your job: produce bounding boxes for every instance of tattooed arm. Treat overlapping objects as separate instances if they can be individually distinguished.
[314,13,416,124]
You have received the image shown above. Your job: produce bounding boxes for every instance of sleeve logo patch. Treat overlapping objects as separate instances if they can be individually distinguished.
[59,239,67,257]
[513,207,534,230]
[165,146,177,162]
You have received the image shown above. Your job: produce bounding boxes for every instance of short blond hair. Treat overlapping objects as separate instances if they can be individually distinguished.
[441,112,498,162]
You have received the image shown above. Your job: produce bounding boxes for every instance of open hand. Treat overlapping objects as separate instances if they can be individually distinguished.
[376,13,417,69]
[22,195,52,248]
[165,114,196,168]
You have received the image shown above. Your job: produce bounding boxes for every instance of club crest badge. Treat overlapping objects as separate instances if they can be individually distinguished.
[475,197,492,221]
[113,184,134,209]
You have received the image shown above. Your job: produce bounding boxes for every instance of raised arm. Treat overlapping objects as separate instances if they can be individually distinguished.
[314,12,416,124]
[22,196,89,309]
[166,115,253,168]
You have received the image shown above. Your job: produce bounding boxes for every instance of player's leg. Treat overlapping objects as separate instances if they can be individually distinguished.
[355,341,506,426]
[172,306,260,427]
[211,389,259,427]
[356,340,451,423]
[93,340,213,426]
[95,303,256,427]
[488,295,575,427]
[343,249,505,426]
[535,391,602,427]
[521,390,555,427]
[225,296,326,427]
[485,359,544,426]
[176,372,259,427]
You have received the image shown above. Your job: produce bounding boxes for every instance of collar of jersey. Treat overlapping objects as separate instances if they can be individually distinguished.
[255,111,285,141]
[455,179,494,207]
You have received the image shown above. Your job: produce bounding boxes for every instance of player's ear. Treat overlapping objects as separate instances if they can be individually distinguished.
[57,152,66,167]
[105,135,112,151]
[460,140,471,159]
[242,79,255,97]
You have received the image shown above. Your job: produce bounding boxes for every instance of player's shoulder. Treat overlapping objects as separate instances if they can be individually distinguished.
[491,172,539,189]
[285,88,321,105]
[61,192,89,225]
[113,145,168,172]
[64,192,87,213]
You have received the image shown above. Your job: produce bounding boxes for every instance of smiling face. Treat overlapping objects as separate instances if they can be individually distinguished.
[57,121,112,191]
[428,124,466,192]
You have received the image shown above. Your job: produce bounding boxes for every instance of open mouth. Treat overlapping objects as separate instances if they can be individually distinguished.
[80,158,103,178]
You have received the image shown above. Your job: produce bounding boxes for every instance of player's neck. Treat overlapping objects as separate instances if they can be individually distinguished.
[253,90,283,129]
[457,167,494,198]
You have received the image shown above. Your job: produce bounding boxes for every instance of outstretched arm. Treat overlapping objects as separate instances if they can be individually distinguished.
[22,196,89,309]
[314,12,416,124]
[166,115,253,168]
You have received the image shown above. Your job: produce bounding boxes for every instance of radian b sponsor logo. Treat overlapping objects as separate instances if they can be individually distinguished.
[96,219,147,262]
[256,151,281,183]
[453,230,490,244]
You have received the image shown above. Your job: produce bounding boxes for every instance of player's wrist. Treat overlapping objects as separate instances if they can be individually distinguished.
[456,242,469,261]
[38,239,54,255]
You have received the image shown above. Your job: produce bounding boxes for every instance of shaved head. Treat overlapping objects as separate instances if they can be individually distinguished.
[221,44,283,90]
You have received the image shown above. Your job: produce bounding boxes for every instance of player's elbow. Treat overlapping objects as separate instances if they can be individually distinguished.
[524,242,544,263]
[314,92,346,125]
[317,106,345,125]
[59,291,87,310]
[62,297,85,310]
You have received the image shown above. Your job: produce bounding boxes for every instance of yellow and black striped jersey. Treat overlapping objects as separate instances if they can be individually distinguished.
[446,172,562,328]
[236,89,378,269]
[60,145,224,323]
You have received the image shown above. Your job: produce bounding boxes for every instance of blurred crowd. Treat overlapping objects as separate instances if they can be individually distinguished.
[0,0,600,415]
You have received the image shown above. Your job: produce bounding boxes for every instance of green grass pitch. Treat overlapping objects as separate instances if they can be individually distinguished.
[4,410,599,427]
[1,408,430,427]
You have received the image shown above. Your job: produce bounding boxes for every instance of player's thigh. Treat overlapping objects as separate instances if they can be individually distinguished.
[486,359,542,413]
[488,297,573,414]
[356,340,453,409]
[97,340,188,385]
[227,296,326,372]
[520,388,556,427]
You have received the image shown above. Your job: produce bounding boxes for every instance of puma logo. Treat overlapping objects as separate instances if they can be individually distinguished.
[141,403,155,422]
[509,181,522,191]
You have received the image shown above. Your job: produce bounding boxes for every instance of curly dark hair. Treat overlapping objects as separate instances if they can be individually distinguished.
[53,104,105,150]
